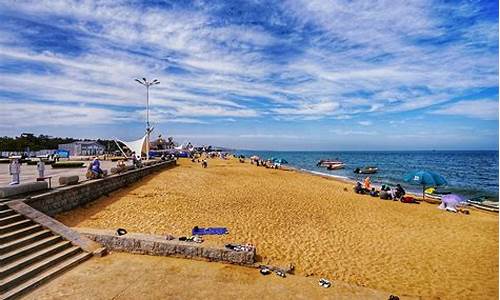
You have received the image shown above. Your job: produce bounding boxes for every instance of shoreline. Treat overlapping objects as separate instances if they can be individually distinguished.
[285,164,500,214]
[237,150,499,201]
[282,162,500,203]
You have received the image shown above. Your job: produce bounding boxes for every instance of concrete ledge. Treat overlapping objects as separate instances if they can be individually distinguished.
[76,228,256,266]
[6,200,106,256]
[0,181,48,198]
[58,175,80,186]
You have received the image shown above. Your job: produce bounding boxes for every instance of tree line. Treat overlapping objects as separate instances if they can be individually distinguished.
[0,133,119,152]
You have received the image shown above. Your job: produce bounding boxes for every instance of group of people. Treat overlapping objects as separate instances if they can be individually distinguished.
[354,176,406,201]
[250,158,281,169]
[190,155,208,168]
[87,152,144,179]
[8,157,47,185]
[5,151,157,185]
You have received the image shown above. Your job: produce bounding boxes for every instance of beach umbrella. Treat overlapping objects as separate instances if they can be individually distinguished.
[403,170,447,199]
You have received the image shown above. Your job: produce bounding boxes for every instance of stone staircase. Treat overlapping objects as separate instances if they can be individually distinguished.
[0,203,92,300]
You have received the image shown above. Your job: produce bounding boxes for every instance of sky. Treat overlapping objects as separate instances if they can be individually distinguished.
[0,0,498,151]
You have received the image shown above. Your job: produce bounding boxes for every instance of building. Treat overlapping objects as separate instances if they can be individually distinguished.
[58,141,105,156]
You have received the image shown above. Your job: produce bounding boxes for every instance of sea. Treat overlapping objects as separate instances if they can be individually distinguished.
[235,150,499,201]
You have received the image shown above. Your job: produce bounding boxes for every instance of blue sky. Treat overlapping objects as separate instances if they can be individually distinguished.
[0,0,498,150]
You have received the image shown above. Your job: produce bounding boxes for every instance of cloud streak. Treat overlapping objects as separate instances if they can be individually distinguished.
[431,99,499,120]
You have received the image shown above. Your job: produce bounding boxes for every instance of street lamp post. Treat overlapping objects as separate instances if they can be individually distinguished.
[134,77,160,161]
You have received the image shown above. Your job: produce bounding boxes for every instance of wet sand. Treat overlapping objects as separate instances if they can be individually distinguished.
[56,158,499,299]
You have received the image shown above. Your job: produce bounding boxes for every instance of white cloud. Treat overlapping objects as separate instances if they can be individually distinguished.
[0,0,497,131]
[358,121,372,126]
[0,101,126,127]
[238,134,300,139]
[329,129,378,136]
[272,100,340,117]
[431,99,499,120]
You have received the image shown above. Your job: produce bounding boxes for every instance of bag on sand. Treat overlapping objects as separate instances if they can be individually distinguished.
[401,196,417,203]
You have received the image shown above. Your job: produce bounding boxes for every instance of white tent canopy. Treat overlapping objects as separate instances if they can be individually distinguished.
[115,134,148,159]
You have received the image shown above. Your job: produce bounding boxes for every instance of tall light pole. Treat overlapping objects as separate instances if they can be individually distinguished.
[134,77,160,161]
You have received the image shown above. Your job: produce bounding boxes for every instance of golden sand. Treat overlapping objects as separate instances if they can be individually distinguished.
[57,158,499,299]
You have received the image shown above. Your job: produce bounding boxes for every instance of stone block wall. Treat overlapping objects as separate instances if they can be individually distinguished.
[76,228,256,266]
[24,160,176,216]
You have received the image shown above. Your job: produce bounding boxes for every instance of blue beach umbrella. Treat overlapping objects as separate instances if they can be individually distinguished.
[404,170,447,199]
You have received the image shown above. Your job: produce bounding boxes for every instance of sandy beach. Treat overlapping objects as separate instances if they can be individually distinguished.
[56,157,499,299]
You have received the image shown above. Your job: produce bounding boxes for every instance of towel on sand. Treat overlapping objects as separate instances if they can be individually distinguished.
[192,226,229,235]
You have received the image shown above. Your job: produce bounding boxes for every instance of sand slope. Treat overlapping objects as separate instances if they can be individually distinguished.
[57,158,499,299]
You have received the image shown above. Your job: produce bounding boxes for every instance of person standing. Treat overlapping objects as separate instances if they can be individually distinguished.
[363,176,372,191]
[9,158,20,185]
[37,160,45,179]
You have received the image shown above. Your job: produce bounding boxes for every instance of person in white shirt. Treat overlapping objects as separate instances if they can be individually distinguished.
[37,160,45,178]
[9,158,20,185]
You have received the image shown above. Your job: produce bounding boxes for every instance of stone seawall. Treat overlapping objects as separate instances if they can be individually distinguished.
[24,160,176,216]
[76,228,256,266]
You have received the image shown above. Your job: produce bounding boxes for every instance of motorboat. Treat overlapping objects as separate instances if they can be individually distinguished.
[317,160,343,167]
[354,166,378,174]
[326,163,345,170]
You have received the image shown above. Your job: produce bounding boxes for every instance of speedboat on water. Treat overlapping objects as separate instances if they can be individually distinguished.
[317,160,343,167]
[354,166,378,174]
[326,163,345,170]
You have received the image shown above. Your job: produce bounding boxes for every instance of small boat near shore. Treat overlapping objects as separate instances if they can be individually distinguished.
[467,196,499,212]
[354,166,378,174]
[424,187,451,200]
[326,163,345,170]
[316,160,343,167]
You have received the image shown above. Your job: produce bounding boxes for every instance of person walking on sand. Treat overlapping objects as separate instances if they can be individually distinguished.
[202,159,208,168]
[9,158,21,185]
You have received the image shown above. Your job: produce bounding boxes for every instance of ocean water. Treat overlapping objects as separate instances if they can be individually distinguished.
[236,150,499,201]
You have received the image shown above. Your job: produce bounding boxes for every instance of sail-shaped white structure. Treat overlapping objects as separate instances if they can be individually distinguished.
[115,134,148,159]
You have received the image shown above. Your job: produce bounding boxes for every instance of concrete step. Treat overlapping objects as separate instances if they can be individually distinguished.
[0,251,91,300]
[0,214,24,226]
[0,224,44,245]
[0,241,73,278]
[0,234,60,264]
[0,229,52,255]
[0,246,82,292]
[0,210,15,219]
[0,219,33,235]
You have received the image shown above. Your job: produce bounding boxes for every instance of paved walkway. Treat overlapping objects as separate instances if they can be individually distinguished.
[0,160,120,188]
